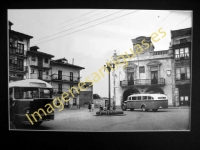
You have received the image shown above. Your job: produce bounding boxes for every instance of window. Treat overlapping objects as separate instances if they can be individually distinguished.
[17,59,23,71]
[176,67,190,80]
[132,97,136,100]
[137,96,141,100]
[31,69,34,74]
[175,47,189,60]
[58,84,62,92]
[70,72,73,81]
[143,96,148,100]
[139,66,145,73]
[129,97,131,100]
[73,98,76,105]
[32,56,36,61]
[44,58,48,63]
[46,71,49,75]
[17,43,24,54]
[148,96,151,100]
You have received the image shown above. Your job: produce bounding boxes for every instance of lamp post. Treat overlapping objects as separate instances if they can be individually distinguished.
[104,61,115,108]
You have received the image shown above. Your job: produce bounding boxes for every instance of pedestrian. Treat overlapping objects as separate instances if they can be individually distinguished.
[91,102,94,112]
[88,102,91,112]
[106,105,110,115]
[99,105,103,115]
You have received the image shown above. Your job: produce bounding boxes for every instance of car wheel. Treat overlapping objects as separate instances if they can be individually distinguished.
[152,109,158,112]
[141,105,146,112]
[131,108,134,111]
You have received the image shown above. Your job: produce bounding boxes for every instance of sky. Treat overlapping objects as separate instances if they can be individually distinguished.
[8,9,192,97]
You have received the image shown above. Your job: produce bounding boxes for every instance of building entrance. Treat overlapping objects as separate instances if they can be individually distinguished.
[123,88,140,102]
[179,84,190,106]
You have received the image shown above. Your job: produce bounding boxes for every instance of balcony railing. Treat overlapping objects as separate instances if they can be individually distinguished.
[120,78,165,87]
[9,48,27,56]
[9,65,28,72]
[30,73,51,80]
[52,88,79,95]
[51,74,80,82]
[30,61,50,68]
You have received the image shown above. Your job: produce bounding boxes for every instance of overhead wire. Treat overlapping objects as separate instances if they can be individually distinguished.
[38,10,124,41]
[36,10,139,45]
[59,9,98,25]
[59,10,109,29]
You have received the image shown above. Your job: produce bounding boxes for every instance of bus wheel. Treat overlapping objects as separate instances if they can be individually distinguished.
[152,109,158,112]
[131,108,134,111]
[34,121,43,126]
[141,105,146,112]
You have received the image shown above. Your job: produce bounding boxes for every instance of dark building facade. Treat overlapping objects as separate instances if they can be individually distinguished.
[171,28,192,106]
[9,21,33,82]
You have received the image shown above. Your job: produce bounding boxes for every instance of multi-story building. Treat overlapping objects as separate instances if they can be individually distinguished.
[27,46,54,83]
[171,28,192,106]
[9,21,33,82]
[50,58,85,108]
[112,36,175,106]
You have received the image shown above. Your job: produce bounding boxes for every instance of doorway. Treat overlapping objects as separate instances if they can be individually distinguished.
[151,71,158,84]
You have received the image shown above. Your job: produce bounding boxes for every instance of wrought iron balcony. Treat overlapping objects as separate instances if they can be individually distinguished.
[29,60,51,68]
[51,74,80,82]
[9,48,27,56]
[52,88,79,95]
[30,73,51,80]
[120,78,165,87]
[9,65,28,72]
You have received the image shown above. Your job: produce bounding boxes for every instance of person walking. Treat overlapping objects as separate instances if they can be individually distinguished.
[88,102,91,112]
[91,102,94,112]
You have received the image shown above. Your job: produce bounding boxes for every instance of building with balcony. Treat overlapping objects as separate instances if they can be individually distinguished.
[9,21,33,82]
[112,36,175,106]
[50,58,85,108]
[171,28,192,106]
[26,46,54,83]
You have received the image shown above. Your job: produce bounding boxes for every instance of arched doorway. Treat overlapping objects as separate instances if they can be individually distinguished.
[123,88,140,102]
[145,86,164,94]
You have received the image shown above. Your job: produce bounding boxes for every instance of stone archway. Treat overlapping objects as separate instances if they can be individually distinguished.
[145,86,164,94]
[123,88,140,102]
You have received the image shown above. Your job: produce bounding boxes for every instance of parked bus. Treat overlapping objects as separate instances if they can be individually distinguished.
[121,93,168,112]
[9,79,54,128]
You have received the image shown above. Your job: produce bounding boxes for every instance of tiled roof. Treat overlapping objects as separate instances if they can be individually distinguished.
[10,30,33,39]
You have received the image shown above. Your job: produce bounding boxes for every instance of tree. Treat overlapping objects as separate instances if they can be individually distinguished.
[93,93,101,99]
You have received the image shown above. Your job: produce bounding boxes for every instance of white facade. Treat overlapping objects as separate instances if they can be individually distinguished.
[112,36,175,106]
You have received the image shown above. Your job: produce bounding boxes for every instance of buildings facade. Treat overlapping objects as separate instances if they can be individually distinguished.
[112,36,175,107]
[9,21,33,82]
[27,46,54,83]
[171,28,192,106]
[50,58,85,108]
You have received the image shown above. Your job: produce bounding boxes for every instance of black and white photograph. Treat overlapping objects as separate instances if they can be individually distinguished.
[8,9,192,131]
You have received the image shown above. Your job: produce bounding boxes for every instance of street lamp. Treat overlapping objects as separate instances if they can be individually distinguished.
[104,61,115,108]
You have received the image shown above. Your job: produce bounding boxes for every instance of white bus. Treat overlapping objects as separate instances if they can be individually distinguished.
[122,93,168,112]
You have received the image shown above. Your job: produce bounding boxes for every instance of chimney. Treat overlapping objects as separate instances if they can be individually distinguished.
[72,58,74,64]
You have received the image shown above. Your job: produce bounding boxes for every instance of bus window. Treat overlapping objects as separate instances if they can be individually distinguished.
[40,89,51,98]
[128,97,131,100]
[132,97,136,100]
[148,96,151,100]
[137,96,141,100]
[143,96,148,100]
